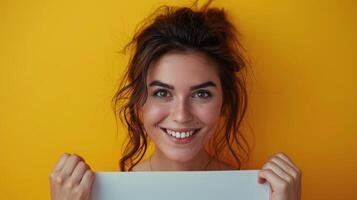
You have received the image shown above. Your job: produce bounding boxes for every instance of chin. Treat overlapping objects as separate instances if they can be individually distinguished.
[163,148,200,163]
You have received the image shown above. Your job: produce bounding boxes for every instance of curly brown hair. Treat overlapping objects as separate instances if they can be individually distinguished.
[112,0,251,171]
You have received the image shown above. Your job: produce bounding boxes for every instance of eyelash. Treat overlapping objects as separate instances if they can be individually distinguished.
[152,89,212,99]
[193,90,212,98]
[153,89,170,98]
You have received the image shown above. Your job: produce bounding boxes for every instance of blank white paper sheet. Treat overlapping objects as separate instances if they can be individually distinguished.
[91,170,270,200]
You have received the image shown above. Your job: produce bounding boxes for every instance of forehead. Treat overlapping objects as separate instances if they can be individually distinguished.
[147,51,221,86]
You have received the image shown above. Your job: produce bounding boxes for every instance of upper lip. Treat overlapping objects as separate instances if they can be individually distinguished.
[160,127,201,132]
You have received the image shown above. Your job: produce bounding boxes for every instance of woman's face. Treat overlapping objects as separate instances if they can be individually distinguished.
[141,51,223,162]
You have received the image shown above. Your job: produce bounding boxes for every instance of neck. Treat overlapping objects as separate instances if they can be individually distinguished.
[150,148,212,171]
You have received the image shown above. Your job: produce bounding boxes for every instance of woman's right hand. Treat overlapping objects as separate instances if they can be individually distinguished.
[49,153,95,200]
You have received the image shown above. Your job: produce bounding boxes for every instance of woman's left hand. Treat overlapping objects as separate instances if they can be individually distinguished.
[258,152,302,200]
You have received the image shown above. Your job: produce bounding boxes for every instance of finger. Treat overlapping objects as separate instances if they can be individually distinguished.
[271,156,299,179]
[275,152,299,172]
[52,153,70,173]
[80,169,95,189]
[69,161,89,185]
[72,153,85,162]
[61,154,83,177]
[263,161,293,184]
[258,169,287,192]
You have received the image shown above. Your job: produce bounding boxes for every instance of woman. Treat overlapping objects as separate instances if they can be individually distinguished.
[49,1,302,200]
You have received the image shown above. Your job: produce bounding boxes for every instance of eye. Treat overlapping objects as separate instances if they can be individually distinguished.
[153,89,171,98]
[192,90,211,99]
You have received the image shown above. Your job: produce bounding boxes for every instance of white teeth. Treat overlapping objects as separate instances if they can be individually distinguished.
[164,129,197,139]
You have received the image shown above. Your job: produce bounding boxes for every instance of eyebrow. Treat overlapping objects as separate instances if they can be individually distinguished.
[149,80,216,91]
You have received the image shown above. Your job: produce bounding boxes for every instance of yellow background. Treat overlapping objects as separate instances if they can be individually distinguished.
[1,0,356,199]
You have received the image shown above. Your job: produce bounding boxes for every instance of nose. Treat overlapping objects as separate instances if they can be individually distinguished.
[171,97,193,123]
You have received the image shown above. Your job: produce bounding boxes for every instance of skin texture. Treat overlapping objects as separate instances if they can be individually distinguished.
[139,50,224,171]
[49,153,95,200]
[258,152,302,200]
[50,51,302,200]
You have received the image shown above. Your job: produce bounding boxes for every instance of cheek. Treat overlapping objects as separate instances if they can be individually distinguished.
[194,100,222,126]
[142,100,169,129]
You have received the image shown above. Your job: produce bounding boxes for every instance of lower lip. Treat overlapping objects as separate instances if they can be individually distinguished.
[161,129,199,144]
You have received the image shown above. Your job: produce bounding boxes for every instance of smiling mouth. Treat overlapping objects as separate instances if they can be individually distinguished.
[159,127,201,139]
